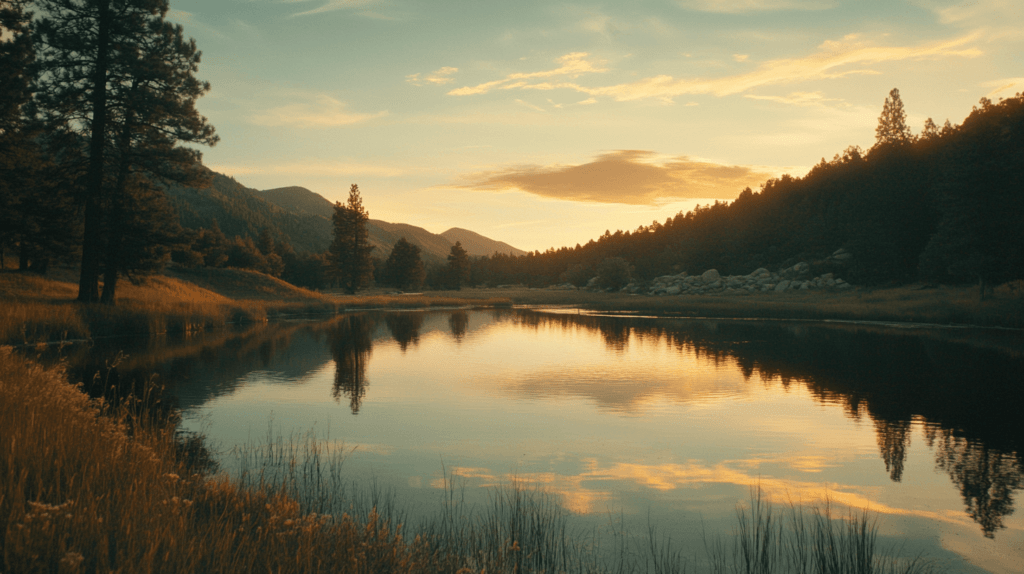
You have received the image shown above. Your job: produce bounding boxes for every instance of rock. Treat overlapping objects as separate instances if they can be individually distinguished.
[666,285,681,295]
[775,280,791,292]
[701,269,721,282]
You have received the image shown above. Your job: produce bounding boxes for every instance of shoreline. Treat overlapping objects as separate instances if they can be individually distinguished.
[2,267,1022,346]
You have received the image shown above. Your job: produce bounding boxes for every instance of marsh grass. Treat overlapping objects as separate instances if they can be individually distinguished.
[2,348,946,573]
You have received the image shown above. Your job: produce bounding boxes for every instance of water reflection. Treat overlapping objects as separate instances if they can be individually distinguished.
[329,314,376,414]
[36,309,1024,544]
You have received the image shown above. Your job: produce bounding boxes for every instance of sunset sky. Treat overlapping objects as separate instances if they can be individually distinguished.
[167,0,1023,252]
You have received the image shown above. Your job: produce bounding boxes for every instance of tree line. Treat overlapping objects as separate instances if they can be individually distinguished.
[464,89,1024,295]
[1,0,215,302]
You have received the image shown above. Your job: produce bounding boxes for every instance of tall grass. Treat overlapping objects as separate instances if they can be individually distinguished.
[2,349,945,573]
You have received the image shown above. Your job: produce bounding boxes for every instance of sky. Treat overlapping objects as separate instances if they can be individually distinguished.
[166,0,1024,253]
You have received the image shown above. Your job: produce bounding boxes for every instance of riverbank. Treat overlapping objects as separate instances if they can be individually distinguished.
[425,283,1024,329]
[3,266,1020,346]
[0,348,943,573]
[0,267,512,346]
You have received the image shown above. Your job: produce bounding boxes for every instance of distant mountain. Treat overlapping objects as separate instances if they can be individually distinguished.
[442,227,527,257]
[165,173,524,265]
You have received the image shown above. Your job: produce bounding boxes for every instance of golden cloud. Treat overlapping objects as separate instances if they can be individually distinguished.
[457,150,778,205]
[449,34,981,104]
[406,66,459,86]
[448,53,608,96]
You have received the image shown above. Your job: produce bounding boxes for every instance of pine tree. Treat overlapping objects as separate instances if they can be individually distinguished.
[874,88,912,148]
[329,184,374,294]
[383,237,425,290]
[34,0,216,302]
[445,241,470,290]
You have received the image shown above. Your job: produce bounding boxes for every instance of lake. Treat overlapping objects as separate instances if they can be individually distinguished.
[55,308,1024,572]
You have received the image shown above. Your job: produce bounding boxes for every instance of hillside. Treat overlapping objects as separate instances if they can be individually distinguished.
[442,227,527,257]
[165,176,525,265]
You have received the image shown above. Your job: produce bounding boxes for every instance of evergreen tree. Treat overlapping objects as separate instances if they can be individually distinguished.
[383,237,425,290]
[34,0,216,302]
[328,184,374,293]
[874,88,912,148]
[445,241,470,290]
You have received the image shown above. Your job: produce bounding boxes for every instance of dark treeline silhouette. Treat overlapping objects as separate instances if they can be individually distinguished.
[507,310,1024,538]
[467,92,1024,291]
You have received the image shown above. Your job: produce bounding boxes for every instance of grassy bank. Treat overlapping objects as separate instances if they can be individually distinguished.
[1,349,942,573]
[0,267,512,346]
[430,283,1024,329]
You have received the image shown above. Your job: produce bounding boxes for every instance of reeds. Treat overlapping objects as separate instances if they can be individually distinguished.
[2,350,946,574]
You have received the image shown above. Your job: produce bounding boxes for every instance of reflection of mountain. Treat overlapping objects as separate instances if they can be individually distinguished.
[514,311,1024,538]
[329,314,377,414]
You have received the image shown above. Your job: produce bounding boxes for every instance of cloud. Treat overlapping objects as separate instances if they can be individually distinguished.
[449,34,981,104]
[676,0,837,13]
[515,99,547,112]
[456,150,779,205]
[406,66,459,86]
[448,53,608,96]
[250,95,387,127]
[983,77,1024,98]
[287,0,379,17]
[745,91,843,106]
[733,54,750,62]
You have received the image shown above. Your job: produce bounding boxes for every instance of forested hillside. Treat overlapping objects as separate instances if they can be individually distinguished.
[471,92,1024,292]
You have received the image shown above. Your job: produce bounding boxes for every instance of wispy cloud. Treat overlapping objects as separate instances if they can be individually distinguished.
[456,150,779,205]
[745,91,843,106]
[983,77,1024,98]
[406,66,459,86]
[250,95,387,127]
[287,0,379,18]
[449,34,981,104]
[676,0,837,13]
[448,53,608,96]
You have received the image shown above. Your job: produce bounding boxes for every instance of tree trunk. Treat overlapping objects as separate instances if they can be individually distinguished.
[77,0,111,303]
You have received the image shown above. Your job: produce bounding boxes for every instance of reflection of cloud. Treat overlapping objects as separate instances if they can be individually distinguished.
[448,53,608,96]
[457,150,780,204]
[406,67,459,86]
[676,0,837,13]
[450,35,981,103]
[437,459,979,528]
[251,95,387,128]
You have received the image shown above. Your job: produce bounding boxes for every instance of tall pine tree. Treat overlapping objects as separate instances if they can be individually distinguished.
[34,0,216,302]
[329,184,374,294]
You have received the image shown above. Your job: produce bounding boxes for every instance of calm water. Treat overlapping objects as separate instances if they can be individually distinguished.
[56,309,1024,572]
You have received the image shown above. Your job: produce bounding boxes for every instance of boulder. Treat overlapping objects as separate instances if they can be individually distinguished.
[701,269,721,282]
[666,285,681,295]
[775,280,791,292]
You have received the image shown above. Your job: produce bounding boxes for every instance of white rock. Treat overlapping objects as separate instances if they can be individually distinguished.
[701,269,721,282]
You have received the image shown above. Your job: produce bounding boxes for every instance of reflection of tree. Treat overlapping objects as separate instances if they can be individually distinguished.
[329,314,375,414]
[933,429,1024,538]
[449,311,469,342]
[385,312,424,352]
[874,418,912,482]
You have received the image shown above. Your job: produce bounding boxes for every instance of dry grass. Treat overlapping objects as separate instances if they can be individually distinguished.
[0,348,460,574]
[1,348,943,573]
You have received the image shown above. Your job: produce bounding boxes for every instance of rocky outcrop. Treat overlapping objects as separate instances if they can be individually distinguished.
[641,262,852,296]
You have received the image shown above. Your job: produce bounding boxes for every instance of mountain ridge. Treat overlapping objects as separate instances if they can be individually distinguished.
[163,173,525,264]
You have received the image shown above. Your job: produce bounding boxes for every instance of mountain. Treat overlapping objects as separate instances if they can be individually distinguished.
[441,227,527,257]
[165,173,524,265]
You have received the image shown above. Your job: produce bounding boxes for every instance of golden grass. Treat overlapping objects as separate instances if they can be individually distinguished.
[0,348,460,574]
